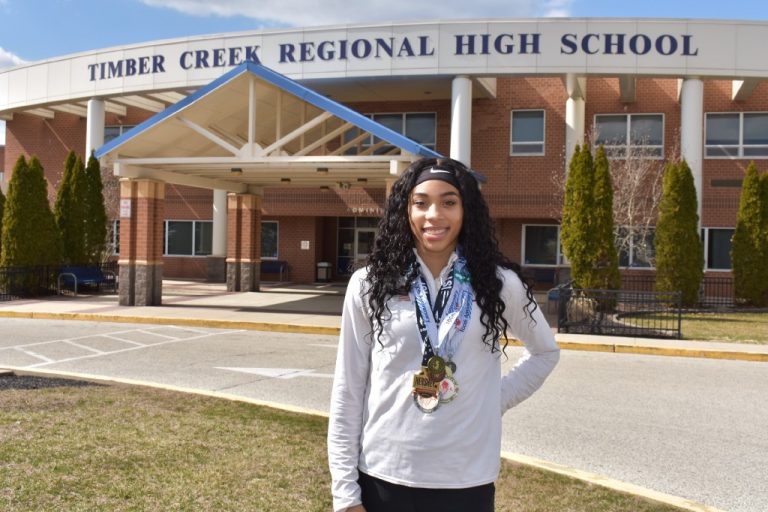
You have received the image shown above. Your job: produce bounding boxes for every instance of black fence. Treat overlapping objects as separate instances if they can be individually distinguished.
[620,274,735,308]
[556,285,683,339]
[0,262,118,302]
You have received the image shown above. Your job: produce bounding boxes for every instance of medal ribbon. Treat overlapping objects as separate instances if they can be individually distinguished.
[412,255,473,366]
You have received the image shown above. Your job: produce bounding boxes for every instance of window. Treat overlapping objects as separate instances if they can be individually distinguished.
[344,113,436,155]
[111,220,120,255]
[706,113,768,158]
[594,114,663,158]
[104,125,136,144]
[617,228,655,268]
[510,110,545,155]
[164,220,212,256]
[261,221,278,259]
[703,228,734,270]
[522,225,563,266]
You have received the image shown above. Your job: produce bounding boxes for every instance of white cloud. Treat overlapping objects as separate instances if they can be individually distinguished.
[139,0,571,27]
[0,46,26,69]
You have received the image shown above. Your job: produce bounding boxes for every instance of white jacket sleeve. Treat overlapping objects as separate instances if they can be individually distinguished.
[327,270,372,512]
[499,269,560,414]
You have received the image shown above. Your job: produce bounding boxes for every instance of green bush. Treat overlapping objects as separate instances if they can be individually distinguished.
[0,185,5,256]
[732,162,768,306]
[0,155,62,268]
[54,151,87,265]
[84,152,108,264]
[655,160,703,306]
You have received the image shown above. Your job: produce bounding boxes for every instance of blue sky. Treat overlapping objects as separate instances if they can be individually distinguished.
[1,0,766,144]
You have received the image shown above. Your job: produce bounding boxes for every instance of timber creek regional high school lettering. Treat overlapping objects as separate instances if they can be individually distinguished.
[87,32,698,82]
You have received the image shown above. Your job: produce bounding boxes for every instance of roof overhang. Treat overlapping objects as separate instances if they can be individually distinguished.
[96,61,442,192]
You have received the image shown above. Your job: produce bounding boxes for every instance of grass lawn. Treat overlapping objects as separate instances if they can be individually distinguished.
[0,379,682,512]
[623,311,768,343]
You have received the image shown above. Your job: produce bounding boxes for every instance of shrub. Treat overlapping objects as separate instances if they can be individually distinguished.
[732,162,768,306]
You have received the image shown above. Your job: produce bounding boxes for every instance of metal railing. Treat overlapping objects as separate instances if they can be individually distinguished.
[620,274,735,308]
[0,262,118,302]
[557,285,683,339]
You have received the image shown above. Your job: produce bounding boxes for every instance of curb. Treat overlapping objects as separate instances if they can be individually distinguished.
[4,366,724,512]
[500,452,726,512]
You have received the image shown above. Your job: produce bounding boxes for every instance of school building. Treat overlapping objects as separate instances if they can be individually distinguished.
[1,18,766,305]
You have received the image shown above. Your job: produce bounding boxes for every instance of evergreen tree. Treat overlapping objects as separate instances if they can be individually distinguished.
[588,145,621,290]
[561,144,593,288]
[54,151,87,264]
[84,152,108,264]
[561,144,620,290]
[0,186,5,257]
[655,160,703,306]
[732,162,767,306]
[1,155,62,267]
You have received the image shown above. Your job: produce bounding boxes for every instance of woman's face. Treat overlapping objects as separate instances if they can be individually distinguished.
[408,178,464,264]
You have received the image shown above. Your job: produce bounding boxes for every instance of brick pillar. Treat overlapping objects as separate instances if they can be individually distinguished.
[118,179,165,306]
[226,193,262,292]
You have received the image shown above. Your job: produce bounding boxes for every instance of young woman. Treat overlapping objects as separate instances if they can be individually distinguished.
[327,157,560,512]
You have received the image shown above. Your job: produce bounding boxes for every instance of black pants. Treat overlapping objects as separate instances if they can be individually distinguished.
[358,471,495,512]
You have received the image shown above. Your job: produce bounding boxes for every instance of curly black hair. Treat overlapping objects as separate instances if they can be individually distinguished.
[364,157,537,352]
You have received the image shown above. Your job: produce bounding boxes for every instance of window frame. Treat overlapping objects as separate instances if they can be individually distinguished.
[593,113,665,159]
[510,109,546,156]
[705,112,768,159]
[163,219,213,257]
[261,220,279,260]
[616,226,656,269]
[521,224,564,267]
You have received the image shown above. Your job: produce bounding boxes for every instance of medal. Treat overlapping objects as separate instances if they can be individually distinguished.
[438,375,459,403]
[426,355,446,382]
[414,393,440,413]
[446,360,457,374]
[412,367,439,398]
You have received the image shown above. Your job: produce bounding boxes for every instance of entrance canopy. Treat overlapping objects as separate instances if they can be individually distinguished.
[95,62,441,193]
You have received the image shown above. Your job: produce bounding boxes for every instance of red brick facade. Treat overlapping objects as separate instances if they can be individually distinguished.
[3,76,767,282]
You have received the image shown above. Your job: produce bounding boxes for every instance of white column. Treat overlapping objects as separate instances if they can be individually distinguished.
[212,189,228,257]
[85,99,105,159]
[680,78,704,226]
[565,97,585,169]
[564,74,586,171]
[450,76,472,166]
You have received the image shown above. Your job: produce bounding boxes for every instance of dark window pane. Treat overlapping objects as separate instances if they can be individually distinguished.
[706,114,739,145]
[743,146,768,157]
[167,221,193,255]
[338,229,355,257]
[405,114,436,145]
[194,222,212,256]
[261,222,278,259]
[512,143,544,154]
[524,226,558,265]
[512,111,544,143]
[708,228,734,269]
[743,113,768,145]
[630,115,663,146]
[595,115,627,145]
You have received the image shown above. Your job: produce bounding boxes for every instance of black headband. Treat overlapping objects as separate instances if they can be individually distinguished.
[413,166,461,190]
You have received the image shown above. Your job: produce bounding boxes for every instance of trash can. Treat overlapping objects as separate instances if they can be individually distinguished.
[316,262,331,283]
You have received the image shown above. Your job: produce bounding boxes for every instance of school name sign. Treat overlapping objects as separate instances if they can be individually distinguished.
[1,19,767,112]
[86,31,700,82]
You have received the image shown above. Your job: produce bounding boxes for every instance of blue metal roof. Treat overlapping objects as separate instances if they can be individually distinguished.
[95,61,442,160]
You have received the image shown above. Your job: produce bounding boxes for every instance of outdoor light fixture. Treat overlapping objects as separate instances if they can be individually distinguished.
[316,167,329,173]
[357,178,368,183]
[281,178,291,183]
[230,167,243,175]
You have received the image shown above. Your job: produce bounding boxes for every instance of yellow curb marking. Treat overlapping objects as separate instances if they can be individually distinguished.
[500,452,726,512]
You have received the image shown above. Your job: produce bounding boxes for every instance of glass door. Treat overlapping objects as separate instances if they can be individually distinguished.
[353,228,377,270]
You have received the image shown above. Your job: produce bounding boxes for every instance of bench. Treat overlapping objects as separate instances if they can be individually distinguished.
[57,266,117,295]
[260,260,289,282]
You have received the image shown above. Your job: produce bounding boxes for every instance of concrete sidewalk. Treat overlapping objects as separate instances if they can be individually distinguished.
[1,279,766,363]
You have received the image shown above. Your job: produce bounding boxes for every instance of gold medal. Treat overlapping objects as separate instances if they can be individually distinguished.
[412,367,439,398]
[426,355,446,382]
